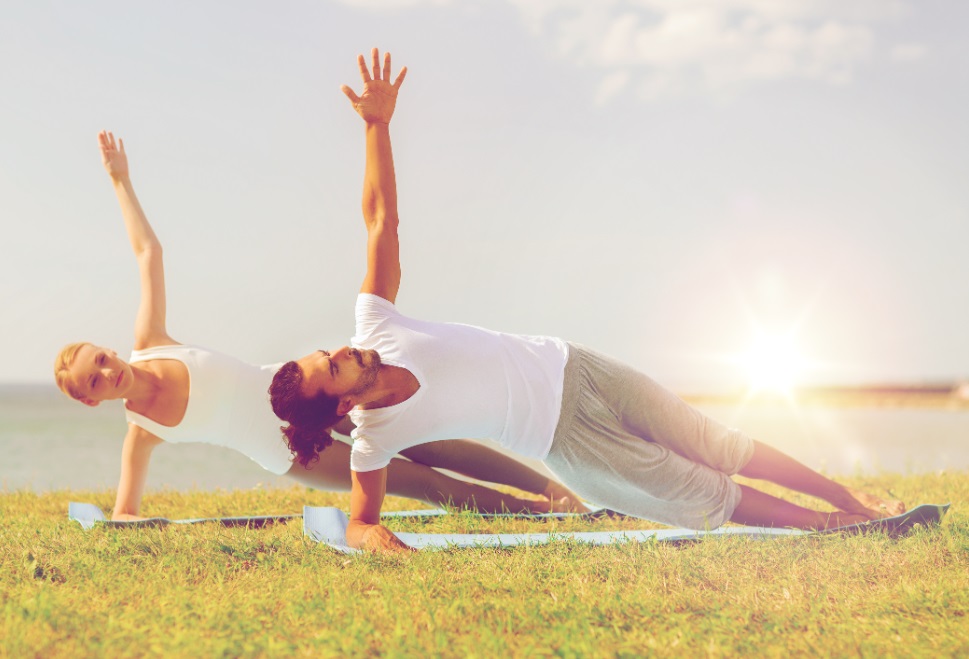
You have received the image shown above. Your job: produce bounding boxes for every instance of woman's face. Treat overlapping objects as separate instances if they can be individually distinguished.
[66,344,134,406]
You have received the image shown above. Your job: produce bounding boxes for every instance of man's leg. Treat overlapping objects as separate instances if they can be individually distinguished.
[730,484,870,529]
[738,440,905,518]
[559,345,905,524]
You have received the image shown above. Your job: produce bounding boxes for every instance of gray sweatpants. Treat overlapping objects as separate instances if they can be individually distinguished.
[544,344,755,529]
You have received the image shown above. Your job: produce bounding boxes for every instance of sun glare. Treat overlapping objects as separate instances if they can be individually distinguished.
[741,332,806,396]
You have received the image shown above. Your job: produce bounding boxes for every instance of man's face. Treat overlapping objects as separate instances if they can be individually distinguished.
[296,346,381,400]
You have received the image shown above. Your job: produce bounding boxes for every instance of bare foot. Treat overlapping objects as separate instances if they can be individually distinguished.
[518,497,566,514]
[845,487,906,519]
[543,483,590,513]
[544,496,590,514]
[814,510,872,531]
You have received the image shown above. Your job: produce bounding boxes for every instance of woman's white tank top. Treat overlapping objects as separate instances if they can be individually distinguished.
[124,344,293,475]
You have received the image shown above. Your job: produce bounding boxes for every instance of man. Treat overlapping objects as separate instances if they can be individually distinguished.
[271,49,905,552]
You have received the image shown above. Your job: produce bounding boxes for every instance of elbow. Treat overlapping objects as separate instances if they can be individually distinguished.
[366,212,399,234]
[136,243,163,262]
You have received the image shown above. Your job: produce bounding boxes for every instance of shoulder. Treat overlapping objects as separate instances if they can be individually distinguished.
[348,432,394,472]
[355,293,401,336]
[132,336,181,352]
[356,293,398,316]
[128,342,186,362]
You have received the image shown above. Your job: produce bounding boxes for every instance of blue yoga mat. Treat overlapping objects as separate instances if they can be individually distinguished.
[302,503,950,554]
[67,502,607,530]
[67,502,301,530]
[69,502,949,554]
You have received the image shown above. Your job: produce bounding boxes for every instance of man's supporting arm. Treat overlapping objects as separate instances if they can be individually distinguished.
[347,467,414,553]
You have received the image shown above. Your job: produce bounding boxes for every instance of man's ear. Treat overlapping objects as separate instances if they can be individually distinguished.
[80,398,100,407]
[336,397,355,417]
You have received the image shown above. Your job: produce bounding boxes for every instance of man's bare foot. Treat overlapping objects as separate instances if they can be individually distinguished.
[844,487,906,519]
[813,510,872,531]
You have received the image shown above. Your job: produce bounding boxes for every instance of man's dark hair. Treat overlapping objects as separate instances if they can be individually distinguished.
[269,361,342,467]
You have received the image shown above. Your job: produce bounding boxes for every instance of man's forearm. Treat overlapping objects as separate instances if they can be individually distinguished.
[362,122,398,227]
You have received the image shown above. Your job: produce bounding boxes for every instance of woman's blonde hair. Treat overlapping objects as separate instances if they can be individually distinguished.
[54,342,89,400]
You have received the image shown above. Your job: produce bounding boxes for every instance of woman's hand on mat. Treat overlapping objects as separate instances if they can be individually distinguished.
[111,512,146,522]
[98,130,129,181]
[360,523,415,554]
[341,47,407,125]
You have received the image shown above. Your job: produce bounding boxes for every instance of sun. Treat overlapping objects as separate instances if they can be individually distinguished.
[740,331,807,396]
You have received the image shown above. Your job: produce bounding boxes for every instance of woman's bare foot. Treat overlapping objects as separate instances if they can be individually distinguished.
[543,483,590,513]
[548,496,590,514]
[844,487,906,519]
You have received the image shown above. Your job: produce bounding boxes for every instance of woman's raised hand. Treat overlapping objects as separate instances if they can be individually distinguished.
[341,48,407,125]
[98,130,129,181]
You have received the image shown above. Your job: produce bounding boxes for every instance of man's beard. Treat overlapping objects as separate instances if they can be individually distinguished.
[348,348,381,395]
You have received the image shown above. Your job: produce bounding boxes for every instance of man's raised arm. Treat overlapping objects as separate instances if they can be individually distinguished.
[342,48,407,304]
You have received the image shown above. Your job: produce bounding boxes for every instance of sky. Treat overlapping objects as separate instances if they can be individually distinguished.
[2,0,967,393]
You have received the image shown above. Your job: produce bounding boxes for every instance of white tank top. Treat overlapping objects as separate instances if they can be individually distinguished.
[124,345,293,475]
[349,294,569,472]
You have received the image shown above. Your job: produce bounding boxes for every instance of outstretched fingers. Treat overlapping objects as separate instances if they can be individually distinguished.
[341,84,360,104]
[98,130,117,153]
[382,51,392,83]
[393,65,407,90]
[371,47,381,81]
[357,53,371,83]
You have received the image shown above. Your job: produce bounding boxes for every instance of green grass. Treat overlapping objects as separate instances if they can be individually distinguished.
[2,472,967,657]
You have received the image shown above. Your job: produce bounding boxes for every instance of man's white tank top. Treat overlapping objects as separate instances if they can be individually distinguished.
[124,345,293,475]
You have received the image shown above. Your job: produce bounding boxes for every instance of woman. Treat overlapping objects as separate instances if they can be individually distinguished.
[54,131,584,521]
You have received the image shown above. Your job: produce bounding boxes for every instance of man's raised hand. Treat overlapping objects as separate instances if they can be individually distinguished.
[341,47,407,125]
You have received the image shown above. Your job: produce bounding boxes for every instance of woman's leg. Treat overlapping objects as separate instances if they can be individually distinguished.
[399,439,588,511]
[738,440,905,518]
[286,440,569,513]
[384,457,569,514]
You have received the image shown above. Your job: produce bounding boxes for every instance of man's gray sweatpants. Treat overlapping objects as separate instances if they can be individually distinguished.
[544,344,755,529]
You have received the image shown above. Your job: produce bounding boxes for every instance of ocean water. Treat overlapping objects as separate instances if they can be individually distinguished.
[2,384,968,492]
[1,384,289,492]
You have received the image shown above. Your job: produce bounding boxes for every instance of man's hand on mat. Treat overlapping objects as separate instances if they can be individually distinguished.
[360,524,415,554]
[341,47,407,125]
[98,130,129,181]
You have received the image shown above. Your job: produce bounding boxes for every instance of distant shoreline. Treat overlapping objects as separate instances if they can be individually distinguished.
[682,383,969,410]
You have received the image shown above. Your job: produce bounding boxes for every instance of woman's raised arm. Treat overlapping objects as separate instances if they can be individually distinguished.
[99,131,173,349]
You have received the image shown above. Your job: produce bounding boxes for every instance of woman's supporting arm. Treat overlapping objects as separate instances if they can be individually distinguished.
[112,424,163,521]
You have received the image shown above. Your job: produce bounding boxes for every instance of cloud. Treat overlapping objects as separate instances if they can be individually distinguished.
[595,69,631,105]
[504,0,911,100]
[335,0,452,9]
[891,43,927,62]
[337,0,918,100]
